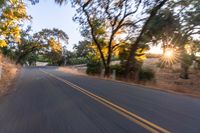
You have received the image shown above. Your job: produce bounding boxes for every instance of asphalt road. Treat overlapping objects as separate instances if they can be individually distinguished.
[0,67,200,133]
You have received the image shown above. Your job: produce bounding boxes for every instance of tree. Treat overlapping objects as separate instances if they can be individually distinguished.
[35,0,140,76]
[40,0,200,79]
[143,0,200,79]
[72,0,145,77]
[145,9,180,51]
[124,0,168,77]
[171,0,200,79]
[73,40,94,58]
[143,9,181,68]
[32,28,68,65]
[53,0,170,78]
[15,27,42,64]
[14,28,68,65]
[0,0,29,48]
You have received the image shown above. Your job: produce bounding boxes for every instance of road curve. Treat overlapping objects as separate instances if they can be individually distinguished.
[0,67,200,133]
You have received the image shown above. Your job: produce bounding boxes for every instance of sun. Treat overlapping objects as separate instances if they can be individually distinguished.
[161,48,179,66]
[164,49,174,58]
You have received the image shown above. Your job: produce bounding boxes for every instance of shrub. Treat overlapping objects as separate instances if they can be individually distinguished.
[194,59,200,70]
[86,60,102,75]
[110,64,125,76]
[67,57,88,65]
[197,61,200,70]
[138,68,155,81]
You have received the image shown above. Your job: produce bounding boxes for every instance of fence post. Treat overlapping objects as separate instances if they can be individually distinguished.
[101,69,105,78]
[112,69,116,80]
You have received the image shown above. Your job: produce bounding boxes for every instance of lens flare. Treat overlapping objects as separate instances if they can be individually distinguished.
[161,48,179,66]
[164,49,174,58]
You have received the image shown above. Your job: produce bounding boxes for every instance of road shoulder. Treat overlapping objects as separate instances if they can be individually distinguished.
[58,66,200,99]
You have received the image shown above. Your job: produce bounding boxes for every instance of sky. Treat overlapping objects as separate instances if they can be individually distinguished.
[25,0,162,54]
[26,0,82,51]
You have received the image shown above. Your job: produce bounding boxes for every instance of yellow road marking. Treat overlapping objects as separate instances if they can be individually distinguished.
[41,70,170,133]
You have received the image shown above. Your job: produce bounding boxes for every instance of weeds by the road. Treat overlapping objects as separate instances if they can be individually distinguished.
[0,55,20,96]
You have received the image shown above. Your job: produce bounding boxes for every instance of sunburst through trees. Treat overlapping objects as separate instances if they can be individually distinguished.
[161,47,180,66]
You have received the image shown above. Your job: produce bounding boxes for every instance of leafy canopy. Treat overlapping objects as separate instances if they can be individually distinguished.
[0,0,28,47]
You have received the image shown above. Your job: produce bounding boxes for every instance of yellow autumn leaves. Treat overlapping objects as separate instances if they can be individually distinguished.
[48,38,62,53]
[90,39,123,59]
[0,40,7,47]
[0,0,28,47]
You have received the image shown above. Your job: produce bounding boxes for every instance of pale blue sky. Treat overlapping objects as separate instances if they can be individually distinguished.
[26,0,82,50]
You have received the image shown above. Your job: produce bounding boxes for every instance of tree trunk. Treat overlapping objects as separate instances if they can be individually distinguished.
[104,65,110,77]
[125,44,138,77]
[179,51,190,79]
[178,38,190,79]
[179,64,189,79]
[125,0,168,77]
[105,47,112,77]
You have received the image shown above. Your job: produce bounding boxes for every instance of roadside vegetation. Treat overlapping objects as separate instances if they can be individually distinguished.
[0,0,200,96]
[0,54,19,96]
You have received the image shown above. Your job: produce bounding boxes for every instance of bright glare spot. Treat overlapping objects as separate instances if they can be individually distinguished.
[148,45,163,54]
[161,48,179,66]
[185,44,192,55]
[164,49,174,58]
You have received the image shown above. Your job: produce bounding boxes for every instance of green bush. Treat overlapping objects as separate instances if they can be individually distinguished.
[138,68,155,81]
[67,57,88,65]
[86,60,102,75]
[110,64,125,76]
[197,60,200,70]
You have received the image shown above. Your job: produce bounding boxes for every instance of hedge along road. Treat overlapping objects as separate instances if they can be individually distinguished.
[0,67,200,133]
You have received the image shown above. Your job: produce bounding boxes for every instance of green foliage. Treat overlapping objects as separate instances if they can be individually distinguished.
[73,40,93,58]
[30,28,68,65]
[181,53,193,68]
[1,0,199,81]
[64,40,98,65]
[0,0,29,47]
[146,9,179,42]
[195,60,200,70]
[67,57,88,65]
[110,65,125,76]
[86,59,102,75]
[138,68,155,81]
[37,55,48,62]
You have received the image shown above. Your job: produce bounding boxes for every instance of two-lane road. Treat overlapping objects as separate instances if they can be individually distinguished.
[0,67,200,133]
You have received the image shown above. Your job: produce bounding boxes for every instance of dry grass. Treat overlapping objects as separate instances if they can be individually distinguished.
[143,58,200,98]
[148,70,200,98]
[58,67,86,76]
[58,59,200,98]
[0,54,20,96]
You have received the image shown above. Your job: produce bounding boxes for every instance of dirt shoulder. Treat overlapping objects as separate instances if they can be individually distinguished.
[58,67,86,76]
[148,70,200,98]
[58,66,200,98]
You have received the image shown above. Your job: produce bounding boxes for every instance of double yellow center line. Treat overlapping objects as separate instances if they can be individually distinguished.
[41,70,170,133]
